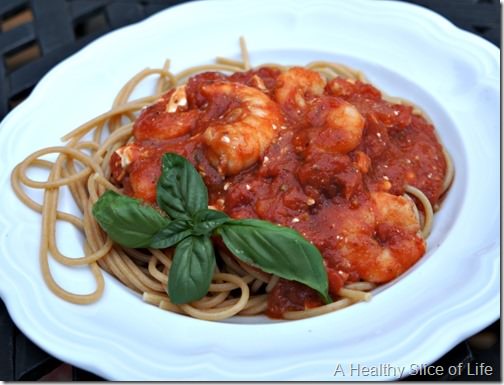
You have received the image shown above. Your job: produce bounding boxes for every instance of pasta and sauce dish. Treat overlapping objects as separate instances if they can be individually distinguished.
[11,39,453,321]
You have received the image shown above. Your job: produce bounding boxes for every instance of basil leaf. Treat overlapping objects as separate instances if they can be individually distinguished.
[168,236,215,304]
[150,219,193,249]
[157,153,208,220]
[217,219,331,303]
[192,209,230,236]
[92,191,169,248]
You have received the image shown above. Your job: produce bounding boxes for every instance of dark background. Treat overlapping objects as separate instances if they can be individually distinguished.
[0,0,500,381]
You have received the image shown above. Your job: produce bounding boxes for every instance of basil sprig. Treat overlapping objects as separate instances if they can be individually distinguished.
[168,236,216,304]
[92,191,169,248]
[92,153,330,305]
[217,220,330,303]
[156,152,208,220]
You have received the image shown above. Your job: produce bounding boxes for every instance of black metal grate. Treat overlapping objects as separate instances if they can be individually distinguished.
[0,0,193,118]
[0,0,500,381]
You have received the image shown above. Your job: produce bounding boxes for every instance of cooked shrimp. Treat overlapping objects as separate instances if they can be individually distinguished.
[111,140,197,203]
[372,191,421,233]
[202,81,283,175]
[133,85,198,141]
[335,191,425,283]
[109,142,159,202]
[280,68,365,155]
[308,96,365,154]
[274,67,325,114]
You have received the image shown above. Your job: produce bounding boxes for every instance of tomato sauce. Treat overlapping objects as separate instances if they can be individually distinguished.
[110,67,447,318]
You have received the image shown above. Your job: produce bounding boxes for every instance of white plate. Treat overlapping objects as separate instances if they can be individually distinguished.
[0,0,499,380]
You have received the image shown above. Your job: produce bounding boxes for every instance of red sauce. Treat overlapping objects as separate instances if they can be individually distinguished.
[267,279,324,319]
[110,67,447,318]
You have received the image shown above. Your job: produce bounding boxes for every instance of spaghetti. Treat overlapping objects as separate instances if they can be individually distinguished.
[11,38,453,321]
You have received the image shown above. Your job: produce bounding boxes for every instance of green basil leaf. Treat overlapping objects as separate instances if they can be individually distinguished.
[217,219,331,303]
[168,236,215,304]
[149,219,193,249]
[157,153,208,220]
[192,209,230,236]
[92,191,169,248]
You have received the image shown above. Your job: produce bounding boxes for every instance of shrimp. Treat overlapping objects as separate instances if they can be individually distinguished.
[335,191,425,283]
[274,67,325,115]
[277,67,364,154]
[201,81,283,175]
[307,96,365,154]
[133,85,198,141]
[111,139,197,203]
[110,142,161,202]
